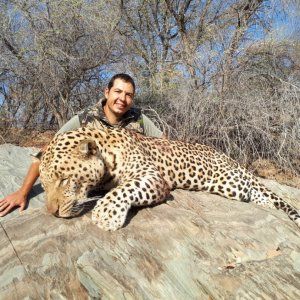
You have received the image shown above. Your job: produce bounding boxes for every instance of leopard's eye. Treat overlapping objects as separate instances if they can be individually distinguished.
[60,178,69,187]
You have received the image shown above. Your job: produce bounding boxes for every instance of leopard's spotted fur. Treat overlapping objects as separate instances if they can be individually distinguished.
[39,127,300,231]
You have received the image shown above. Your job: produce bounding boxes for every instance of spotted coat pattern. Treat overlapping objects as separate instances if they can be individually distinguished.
[39,127,300,231]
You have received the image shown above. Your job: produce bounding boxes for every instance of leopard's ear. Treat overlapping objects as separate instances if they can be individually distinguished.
[78,140,98,157]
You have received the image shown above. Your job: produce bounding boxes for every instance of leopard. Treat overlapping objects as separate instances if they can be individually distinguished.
[39,126,300,231]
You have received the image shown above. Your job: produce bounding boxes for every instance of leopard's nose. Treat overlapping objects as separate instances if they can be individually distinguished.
[47,200,59,216]
[53,211,60,217]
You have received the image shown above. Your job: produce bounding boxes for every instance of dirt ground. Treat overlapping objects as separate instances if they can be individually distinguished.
[0,128,56,148]
[249,159,300,189]
[1,128,299,189]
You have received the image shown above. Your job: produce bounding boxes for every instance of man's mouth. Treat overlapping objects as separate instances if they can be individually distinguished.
[114,102,127,110]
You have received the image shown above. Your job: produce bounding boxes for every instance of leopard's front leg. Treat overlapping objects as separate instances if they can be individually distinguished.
[91,174,170,231]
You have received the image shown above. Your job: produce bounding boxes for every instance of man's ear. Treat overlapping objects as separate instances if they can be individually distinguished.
[104,87,109,99]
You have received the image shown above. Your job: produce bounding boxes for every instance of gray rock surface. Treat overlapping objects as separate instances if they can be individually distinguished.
[1,143,300,300]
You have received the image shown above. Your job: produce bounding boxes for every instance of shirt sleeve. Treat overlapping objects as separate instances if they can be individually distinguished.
[142,114,163,138]
[55,115,81,136]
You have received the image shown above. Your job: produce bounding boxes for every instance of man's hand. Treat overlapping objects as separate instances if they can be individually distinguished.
[0,160,41,217]
[0,191,27,217]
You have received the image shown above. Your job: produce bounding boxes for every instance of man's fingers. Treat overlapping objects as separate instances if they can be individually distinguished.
[0,204,12,217]
[0,193,26,216]
[0,200,9,211]
[0,198,7,205]
[19,202,26,212]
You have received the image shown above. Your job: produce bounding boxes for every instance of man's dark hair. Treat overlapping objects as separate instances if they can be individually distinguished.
[107,73,136,93]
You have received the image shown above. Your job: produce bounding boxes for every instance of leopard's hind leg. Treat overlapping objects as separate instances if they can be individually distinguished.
[209,168,300,228]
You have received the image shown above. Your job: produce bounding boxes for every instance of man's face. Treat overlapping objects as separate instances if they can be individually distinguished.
[104,78,134,116]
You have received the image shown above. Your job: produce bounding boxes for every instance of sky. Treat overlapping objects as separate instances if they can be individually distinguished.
[270,0,300,38]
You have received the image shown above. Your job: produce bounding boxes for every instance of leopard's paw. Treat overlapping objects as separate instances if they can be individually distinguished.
[91,201,129,231]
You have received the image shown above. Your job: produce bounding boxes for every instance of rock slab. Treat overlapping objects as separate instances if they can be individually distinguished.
[1,144,300,299]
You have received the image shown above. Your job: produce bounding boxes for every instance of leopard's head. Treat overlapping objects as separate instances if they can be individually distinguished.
[39,128,106,218]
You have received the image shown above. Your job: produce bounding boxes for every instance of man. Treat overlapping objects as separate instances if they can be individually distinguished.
[0,73,164,216]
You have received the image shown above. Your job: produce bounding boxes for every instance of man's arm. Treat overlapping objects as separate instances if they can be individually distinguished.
[55,115,81,135]
[142,114,166,138]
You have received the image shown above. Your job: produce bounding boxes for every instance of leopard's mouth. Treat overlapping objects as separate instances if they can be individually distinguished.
[54,213,74,219]
[56,198,97,218]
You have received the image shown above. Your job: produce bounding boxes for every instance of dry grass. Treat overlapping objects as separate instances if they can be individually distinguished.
[140,75,300,189]
[0,128,55,148]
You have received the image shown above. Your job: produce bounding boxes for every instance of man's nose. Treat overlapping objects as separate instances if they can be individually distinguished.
[119,92,126,101]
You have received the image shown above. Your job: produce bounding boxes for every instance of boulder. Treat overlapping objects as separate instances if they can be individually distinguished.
[1,144,300,299]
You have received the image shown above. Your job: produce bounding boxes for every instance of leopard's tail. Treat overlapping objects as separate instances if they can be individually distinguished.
[251,179,300,228]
